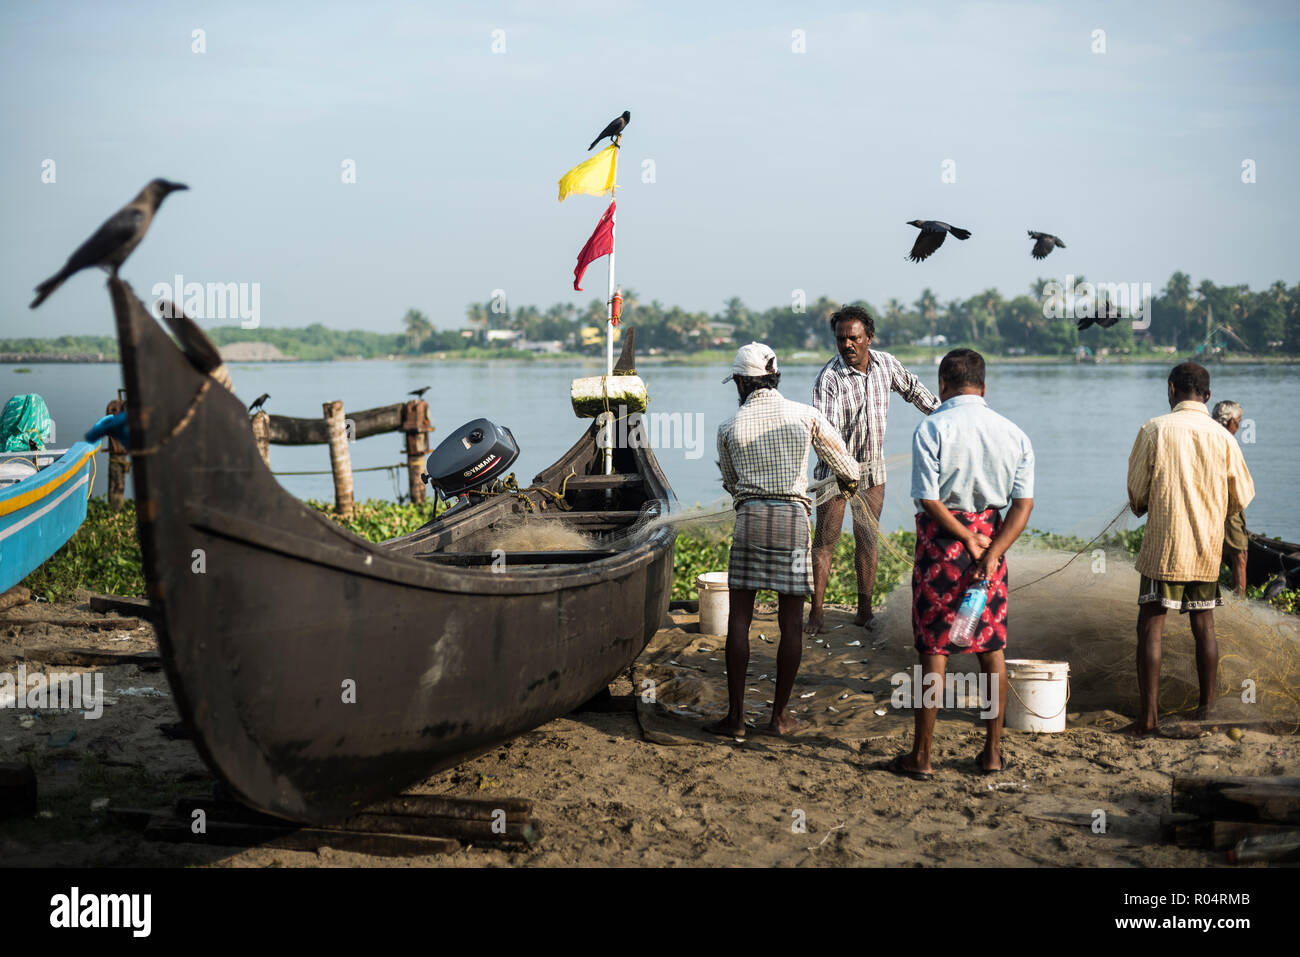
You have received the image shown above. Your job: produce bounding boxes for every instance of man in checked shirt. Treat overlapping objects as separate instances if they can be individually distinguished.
[807,306,939,634]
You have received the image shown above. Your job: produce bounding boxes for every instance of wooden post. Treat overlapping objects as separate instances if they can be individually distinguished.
[402,400,433,505]
[250,410,271,467]
[105,396,129,511]
[323,400,354,520]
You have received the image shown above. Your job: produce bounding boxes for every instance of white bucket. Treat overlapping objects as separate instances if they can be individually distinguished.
[696,572,730,635]
[1005,659,1070,733]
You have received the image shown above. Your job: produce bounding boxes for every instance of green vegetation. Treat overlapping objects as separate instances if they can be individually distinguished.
[21,499,145,601]
[669,524,915,606]
[23,501,1296,616]
[6,273,1298,362]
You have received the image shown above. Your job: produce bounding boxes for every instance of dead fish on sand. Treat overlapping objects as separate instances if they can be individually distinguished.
[800,692,816,699]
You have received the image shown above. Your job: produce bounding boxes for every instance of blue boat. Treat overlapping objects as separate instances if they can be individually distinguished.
[0,442,97,593]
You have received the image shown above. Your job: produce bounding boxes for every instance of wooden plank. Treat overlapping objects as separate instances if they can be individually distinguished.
[32,647,160,669]
[0,586,31,612]
[143,816,460,857]
[1170,818,1300,850]
[265,403,405,446]
[0,616,141,631]
[341,813,540,844]
[89,593,152,617]
[1172,776,1300,825]
[563,474,644,490]
[361,793,533,819]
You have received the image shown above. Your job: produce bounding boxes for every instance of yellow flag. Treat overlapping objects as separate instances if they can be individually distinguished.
[557,145,618,201]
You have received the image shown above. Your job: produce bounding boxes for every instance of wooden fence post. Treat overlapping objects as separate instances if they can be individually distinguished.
[323,400,354,520]
[402,400,433,505]
[250,410,271,467]
[104,396,129,511]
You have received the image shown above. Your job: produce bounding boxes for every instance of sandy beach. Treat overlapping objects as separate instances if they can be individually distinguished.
[2,542,1295,868]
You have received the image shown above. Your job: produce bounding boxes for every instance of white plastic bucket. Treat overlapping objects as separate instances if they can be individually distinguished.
[1005,659,1070,733]
[696,572,730,635]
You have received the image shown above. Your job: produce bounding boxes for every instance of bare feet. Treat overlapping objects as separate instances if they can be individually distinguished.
[804,612,825,635]
[703,717,745,738]
[764,712,806,736]
[853,610,874,628]
[1118,720,1159,737]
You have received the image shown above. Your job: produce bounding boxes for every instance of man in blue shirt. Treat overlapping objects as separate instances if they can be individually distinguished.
[885,348,1034,779]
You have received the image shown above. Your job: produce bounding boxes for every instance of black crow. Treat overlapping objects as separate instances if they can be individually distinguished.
[248,393,270,413]
[906,220,971,262]
[31,179,189,308]
[588,111,630,150]
[1076,302,1122,331]
[409,386,431,399]
[1029,230,1065,260]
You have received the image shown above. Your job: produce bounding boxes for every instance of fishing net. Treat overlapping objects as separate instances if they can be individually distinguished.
[637,449,1300,733]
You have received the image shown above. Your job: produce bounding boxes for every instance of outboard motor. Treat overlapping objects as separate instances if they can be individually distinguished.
[422,418,520,512]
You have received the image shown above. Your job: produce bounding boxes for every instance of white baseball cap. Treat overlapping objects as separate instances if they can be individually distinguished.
[723,342,779,382]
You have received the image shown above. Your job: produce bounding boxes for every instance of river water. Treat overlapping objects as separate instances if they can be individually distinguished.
[5,357,1296,541]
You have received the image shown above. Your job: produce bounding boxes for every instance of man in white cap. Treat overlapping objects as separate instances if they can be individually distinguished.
[707,342,861,738]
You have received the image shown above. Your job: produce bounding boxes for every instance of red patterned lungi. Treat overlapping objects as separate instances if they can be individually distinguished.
[911,507,1009,655]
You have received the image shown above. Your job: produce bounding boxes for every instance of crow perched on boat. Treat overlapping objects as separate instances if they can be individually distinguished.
[588,111,630,150]
[248,394,271,413]
[1028,230,1065,260]
[409,386,431,399]
[905,220,971,262]
[30,179,189,308]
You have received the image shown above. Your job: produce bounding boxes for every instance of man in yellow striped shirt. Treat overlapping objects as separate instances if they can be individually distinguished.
[1124,362,1254,735]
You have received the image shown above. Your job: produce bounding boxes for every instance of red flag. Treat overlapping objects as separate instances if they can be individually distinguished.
[573,201,615,291]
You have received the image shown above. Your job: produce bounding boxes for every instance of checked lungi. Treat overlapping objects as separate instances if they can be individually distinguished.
[911,507,1008,655]
[729,498,813,595]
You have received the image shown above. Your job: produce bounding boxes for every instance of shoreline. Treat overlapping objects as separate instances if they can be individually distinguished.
[3,353,1297,366]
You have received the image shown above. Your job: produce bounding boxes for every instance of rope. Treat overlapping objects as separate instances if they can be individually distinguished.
[1009,504,1131,593]
[128,379,211,457]
[271,464,404,476]
[87,450,97,501]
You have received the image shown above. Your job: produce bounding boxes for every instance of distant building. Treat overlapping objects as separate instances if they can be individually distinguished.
[912,333,948,347]
[485,329,522,344]
[520,340,565,354]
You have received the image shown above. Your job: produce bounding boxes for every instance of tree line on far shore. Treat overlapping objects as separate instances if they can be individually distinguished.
[5,273,1297,361]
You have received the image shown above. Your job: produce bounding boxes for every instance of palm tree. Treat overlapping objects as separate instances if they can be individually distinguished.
[402,309,434,353]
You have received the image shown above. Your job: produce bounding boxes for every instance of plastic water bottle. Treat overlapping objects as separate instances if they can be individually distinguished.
[948,582,989,648]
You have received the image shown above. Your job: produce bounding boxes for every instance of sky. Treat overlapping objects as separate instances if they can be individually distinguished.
[2,0,1298,336]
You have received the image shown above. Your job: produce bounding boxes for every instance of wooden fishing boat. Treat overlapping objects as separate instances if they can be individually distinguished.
[1246,532,1300,590]
[0,442,97,594]
[109,279,677,825]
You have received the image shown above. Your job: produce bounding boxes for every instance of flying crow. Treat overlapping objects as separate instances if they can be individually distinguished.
[248,394,271,413]
[31,179,189,308]
[906,220,971,262]
[1029,230,1065,260]
[409,386,431,399]
[1076,302,1122,331]
[588,111,630,150]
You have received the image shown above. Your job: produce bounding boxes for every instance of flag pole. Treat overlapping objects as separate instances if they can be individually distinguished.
[604,136,621,476]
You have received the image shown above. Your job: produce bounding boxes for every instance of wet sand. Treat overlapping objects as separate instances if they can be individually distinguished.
[0,582,1295,867]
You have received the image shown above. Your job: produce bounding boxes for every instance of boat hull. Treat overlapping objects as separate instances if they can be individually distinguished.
[0,443,96,593]
[110,279,676,824]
